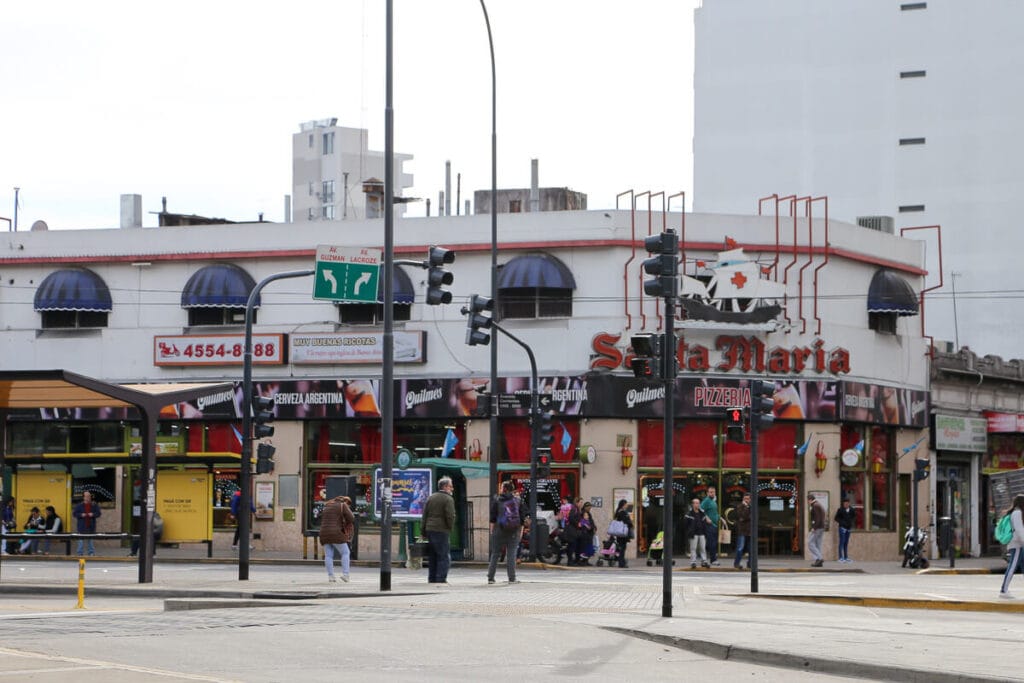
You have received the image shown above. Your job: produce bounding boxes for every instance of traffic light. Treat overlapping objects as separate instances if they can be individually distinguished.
[536,410,553,450]
[914,458,930,481]
[642,230,679,298]
[426,245,455,305]
[749,380,776,431]
[536,451,551,478]
[630,333,663,379]
[253,395,276,439]
[255,442,276,474]
[726,406,747,442]
[464,294,493,346]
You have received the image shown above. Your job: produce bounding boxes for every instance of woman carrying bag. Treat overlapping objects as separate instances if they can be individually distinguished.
[611,499,635,568]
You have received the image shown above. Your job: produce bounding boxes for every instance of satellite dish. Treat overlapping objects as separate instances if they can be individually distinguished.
[30,220,48,231]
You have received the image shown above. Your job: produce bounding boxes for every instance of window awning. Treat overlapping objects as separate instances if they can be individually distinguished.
[181,264,259,309]
[867,269,919,316]
[380,265,414,304]
[498,253,576,289]
[34,268,112,312]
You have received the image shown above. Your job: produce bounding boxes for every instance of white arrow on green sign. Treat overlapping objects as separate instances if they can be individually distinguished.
[313,245,382,303]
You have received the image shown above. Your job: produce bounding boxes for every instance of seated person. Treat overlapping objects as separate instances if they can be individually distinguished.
[19,507,46,554]
[41,505,62,555]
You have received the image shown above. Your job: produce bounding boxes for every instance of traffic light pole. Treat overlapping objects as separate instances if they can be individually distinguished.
[661,313,675,618]
[240,269,313,581]
[749,416,761,593]
[488,320,540,560]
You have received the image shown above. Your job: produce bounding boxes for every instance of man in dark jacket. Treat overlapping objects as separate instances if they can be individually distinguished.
[422,476,456,584]
[684,498,711,568]
[319,495,355,583]
[733,492,752,569]
[808,493,826,567]
[487,480,526,584]
[72,491,101,556]
[834,498,856,563]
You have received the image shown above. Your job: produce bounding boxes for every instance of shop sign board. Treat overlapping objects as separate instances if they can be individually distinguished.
[313,245,381,303]
[154,334,285,366]
[935,414,988,452]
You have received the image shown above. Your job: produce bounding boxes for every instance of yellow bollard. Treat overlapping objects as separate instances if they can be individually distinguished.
[75,558,85,609]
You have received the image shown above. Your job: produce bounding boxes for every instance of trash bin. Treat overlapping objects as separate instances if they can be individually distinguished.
[937,516,952,556]
[533,518,550,557]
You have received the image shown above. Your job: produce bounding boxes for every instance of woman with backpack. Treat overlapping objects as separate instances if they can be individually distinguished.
[999,494,1024,598]
[487,481,524,585]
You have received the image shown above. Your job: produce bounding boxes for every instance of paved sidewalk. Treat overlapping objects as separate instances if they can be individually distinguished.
[1,553,1019,682]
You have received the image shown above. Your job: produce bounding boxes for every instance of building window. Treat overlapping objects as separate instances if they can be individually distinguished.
[899,137,926,145]
[322,132,335,155]
[508,199,522,213]
[338,303,410,325]
[308,208,315,220]
[900,2,926,10]
[41,310,108,329]
[499,287,572,319]
[899,70,926,78]
[322,204,336,220]
[869,311,897,335]
[188,307,251,326]
[309,181,314,197]
[898,205,925,213]
[839,426,895,531]
[308,133,314,148]
[322,181,335,204]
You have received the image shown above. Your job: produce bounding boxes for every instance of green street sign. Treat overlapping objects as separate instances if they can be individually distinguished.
[313,245,382,303]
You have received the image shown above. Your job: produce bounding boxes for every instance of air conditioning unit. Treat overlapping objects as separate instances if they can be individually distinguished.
[857,216,895,234]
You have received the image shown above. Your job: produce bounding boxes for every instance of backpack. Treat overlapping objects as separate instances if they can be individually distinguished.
[497,496,520,531]
[996,514,1014,544]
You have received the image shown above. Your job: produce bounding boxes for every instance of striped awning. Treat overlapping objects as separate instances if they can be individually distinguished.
[34,268,112,312]
[867,269,919,316]
[181,264,259,309]
[380,266,415,304]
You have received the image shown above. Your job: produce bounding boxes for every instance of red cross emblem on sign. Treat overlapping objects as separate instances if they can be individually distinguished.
[730,271,748,289]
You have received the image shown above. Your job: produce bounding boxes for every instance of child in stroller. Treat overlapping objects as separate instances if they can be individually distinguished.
[594,534,622,567]
[646,531,666,566]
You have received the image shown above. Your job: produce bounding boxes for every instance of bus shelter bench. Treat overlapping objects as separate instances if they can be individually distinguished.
[1,532,135,556]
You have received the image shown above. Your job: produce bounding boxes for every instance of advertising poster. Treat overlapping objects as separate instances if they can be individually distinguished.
[155,471,212,542]
[14,471,70,530]
[373,468,432,520]
[255,482,274,520]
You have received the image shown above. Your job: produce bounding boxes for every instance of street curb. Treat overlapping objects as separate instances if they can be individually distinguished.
[602,626,1008,683]
[741,593,1024,613]
[0,583,434,602]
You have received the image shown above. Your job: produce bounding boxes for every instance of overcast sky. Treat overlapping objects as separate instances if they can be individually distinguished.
[1,0,701,230]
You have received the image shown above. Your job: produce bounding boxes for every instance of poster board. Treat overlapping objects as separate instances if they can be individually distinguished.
[156,471,212,542]
[373,468,432,520]
[14,472,70,530]
[255,482,274,520]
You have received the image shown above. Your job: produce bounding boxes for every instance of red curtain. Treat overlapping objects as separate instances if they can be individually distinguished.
[502,420,532,463]
[359,424,381,463]
[187,424,204,453]
[206,423,243,453]
[638,421,717,468]
[316,423,331,462]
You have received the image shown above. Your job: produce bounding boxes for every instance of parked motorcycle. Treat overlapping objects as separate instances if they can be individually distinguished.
[902,526,930,569]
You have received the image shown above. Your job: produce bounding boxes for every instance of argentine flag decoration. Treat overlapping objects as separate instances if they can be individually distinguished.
[441,428,459,458]
[796,434,813,457]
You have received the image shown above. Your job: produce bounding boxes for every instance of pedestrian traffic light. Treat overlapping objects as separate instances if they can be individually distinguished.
[253,395,276,439]
[536,451,551,478]
[914,457,930,481]
[426,245,455,305]
[463,294,493,346]
[536,410,553,450]
[630,333,663,379]
[255,442,276,474]
[725,406,747,442]
[749,379,776,431]
[642,230,679,299]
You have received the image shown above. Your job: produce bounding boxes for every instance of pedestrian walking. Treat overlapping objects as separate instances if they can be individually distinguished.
[808,493,825,567]
[684,498,711,568]
[612,499,634,568]
[1,498,15,555]
[563,499,583,565]
[487,480,525,584]
[230,489,255,551]
[999,494,1024,598]
[423,476,456,584]
[733,492,752,569]
[319,495,355,583]
[72,491,101,556]
[701,486,721,566]
[834,498,856,563]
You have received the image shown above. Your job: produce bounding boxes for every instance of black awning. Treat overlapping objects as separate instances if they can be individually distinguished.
[33,268,112,312]
[498,253,576,289]
[379,265,414,304]
[181,264,259,308]
[867,269,919,316]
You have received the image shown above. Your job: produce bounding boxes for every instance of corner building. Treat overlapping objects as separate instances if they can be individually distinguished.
[0,204,931,563]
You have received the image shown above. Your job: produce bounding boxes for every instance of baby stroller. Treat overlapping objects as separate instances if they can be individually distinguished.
[646,531,666,566]
[594,535,622,567]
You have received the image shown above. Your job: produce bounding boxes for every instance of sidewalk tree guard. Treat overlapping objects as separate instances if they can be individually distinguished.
[0,369,233,584]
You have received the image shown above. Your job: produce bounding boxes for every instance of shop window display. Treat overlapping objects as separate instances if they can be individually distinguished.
[839,425,895,531]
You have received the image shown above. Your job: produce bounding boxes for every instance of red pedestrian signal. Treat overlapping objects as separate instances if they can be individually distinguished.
[727,407,745,424]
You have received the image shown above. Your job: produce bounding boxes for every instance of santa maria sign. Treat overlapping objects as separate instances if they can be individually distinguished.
[590,332,851,375]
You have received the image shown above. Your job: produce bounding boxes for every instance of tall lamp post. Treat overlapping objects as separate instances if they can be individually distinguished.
[479,0,500,560]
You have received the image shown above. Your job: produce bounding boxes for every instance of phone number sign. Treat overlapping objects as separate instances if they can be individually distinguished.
[154,334,285,367]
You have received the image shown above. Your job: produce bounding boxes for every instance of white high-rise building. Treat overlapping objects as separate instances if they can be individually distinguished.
[693,1,1024,359]
[291,119,413,222]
